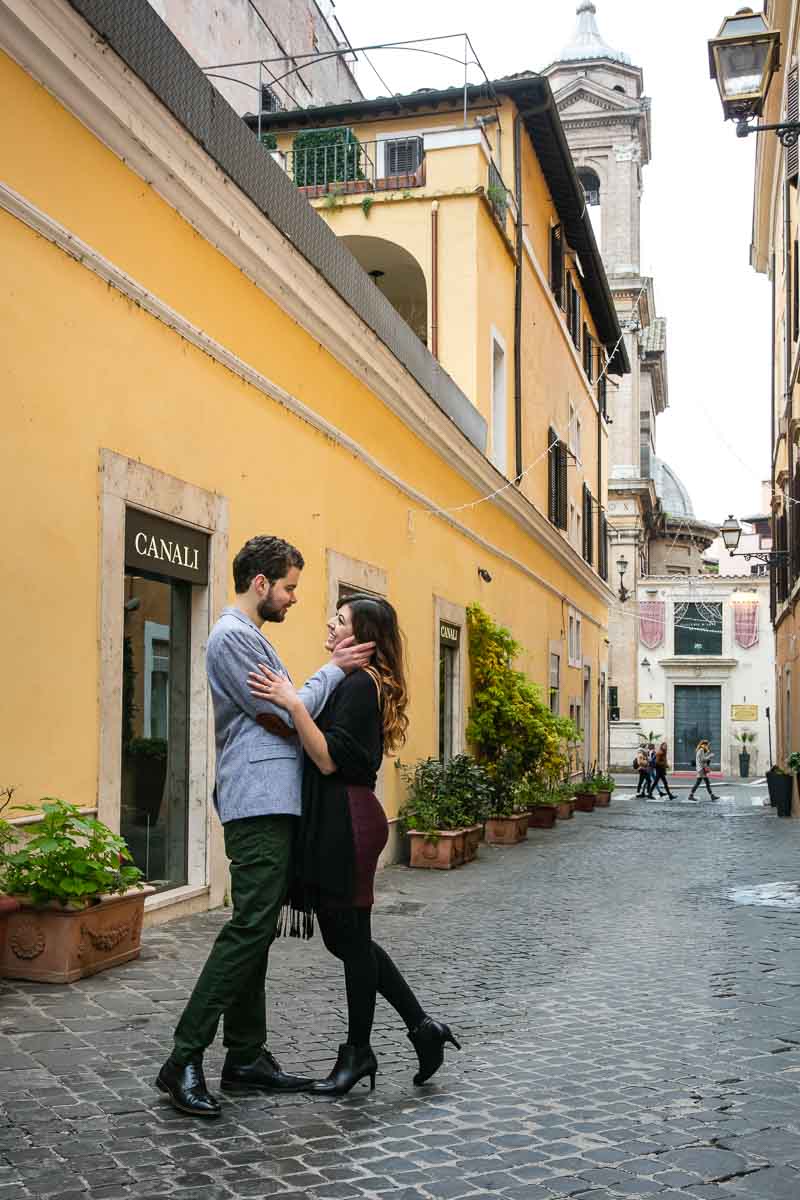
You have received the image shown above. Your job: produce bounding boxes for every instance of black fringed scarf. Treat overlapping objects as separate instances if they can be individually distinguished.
[279,670,383,939]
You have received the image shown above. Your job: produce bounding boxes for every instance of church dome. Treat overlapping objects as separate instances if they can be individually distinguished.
[557,1,631,66]
[651,457,695,519]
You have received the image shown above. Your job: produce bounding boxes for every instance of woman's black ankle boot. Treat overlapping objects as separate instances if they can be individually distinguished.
[308,1043,377,1096]
[408,1016,461,1085]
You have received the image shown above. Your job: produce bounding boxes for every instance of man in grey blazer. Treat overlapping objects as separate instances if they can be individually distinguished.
[156,535,373,1117]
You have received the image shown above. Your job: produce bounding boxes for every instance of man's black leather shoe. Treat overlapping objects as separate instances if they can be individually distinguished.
[155,1057,221,1118]
[220,1048,312,1093]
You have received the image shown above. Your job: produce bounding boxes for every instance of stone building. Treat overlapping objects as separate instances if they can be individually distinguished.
[146,0,362,116]
[543,2,716,766]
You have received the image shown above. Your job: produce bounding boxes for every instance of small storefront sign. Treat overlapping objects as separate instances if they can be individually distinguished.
[440,621,461,647]
[125,508,209,585]
[731,704,758,721]
[638,702,664,719]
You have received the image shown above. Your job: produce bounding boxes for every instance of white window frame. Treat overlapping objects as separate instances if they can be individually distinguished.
[98,449,229,914]
[568,606,582,668]
[435,597,467,762]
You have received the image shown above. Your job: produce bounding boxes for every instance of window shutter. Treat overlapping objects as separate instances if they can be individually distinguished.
[583,327,593,380]
[548,426,558,524]
[598,371,607,418]
[557,440,568,530]
[794,240,799,343]
[574,291,582,350]
[582,484,594,564]
[599,511,608,581]
[788,66,799,185]
[550,225,564,307]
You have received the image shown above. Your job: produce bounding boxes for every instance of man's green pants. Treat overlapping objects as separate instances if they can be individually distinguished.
[172,814,293,1065]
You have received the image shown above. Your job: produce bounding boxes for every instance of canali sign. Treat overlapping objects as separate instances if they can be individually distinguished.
[125,509,209,585]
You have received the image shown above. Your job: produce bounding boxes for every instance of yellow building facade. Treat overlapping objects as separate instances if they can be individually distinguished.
[0,0,626,921]
[750,0,800,792]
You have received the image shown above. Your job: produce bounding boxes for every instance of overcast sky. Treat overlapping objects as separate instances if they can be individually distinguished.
[335,0,772,525]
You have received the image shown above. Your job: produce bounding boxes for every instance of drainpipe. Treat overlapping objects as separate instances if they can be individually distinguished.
[771,250,777,625]
[430,201,439,360]
[513,113,523,481]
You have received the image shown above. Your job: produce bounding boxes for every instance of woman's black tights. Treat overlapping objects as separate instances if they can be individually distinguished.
[317,906,425,1047]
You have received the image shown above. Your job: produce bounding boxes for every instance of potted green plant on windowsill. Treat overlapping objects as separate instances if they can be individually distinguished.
[0,798,153,983]
[734,730,756,779]
[400,755,492,870]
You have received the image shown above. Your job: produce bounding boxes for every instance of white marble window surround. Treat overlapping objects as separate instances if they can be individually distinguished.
[434,596,468,759]
[98,450,229,904]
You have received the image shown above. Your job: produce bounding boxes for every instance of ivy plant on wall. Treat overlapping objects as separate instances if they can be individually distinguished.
[291,127,364,188]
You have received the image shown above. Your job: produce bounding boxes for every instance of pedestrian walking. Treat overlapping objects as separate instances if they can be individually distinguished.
[155,535,374,1119]
[635,748,650,796]
[648,741,676,799]
[646,743,666,797]
[687,739,721,802]
[248,593,460,1095]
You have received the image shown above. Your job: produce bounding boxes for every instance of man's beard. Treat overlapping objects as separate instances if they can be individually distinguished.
[257,586,285,623]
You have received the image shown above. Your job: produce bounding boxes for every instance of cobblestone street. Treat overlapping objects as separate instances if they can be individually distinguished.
[4,787,800,1200]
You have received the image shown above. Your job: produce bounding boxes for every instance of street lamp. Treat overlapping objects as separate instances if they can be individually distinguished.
[616,555,630,603]
[708,9,792,142]
[719,513,788,567]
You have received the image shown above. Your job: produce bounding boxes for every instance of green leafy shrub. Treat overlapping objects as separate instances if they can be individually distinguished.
[0,787,19,891]
[592,772,616,793]
[399,754,493,837]
[466,604,577,798]
[292,127,364,188]
[3,799,143,907]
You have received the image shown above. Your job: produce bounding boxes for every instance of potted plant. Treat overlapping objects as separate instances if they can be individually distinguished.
[592,772,616,807]
[465,605,579,839]
[0,787,21,963]
[0,798,153,982]
[785,753,800,819]
[555,781,576,820]
[574,772,598,812]
[480,750,527,844]
[400,755,491,870]
[734,730,756,779]
[515,777,560,830]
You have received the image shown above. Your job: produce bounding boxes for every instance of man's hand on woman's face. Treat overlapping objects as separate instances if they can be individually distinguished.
[331,635,376,674]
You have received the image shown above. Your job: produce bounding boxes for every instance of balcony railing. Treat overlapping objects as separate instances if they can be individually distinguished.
[487,160,510,223]
[279,136,425,196]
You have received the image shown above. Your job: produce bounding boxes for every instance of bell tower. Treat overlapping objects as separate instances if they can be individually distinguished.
[543,3,668,768]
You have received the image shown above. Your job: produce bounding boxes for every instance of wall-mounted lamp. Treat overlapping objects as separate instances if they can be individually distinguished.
[616,555,630,603]
[478,567,493,583]
[720,513,787,568]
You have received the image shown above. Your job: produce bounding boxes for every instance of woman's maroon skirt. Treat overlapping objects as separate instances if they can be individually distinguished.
[346,786,388,907]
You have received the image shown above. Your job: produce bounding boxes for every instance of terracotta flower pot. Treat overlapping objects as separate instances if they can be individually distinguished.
[463,825,482,863]
[408,829,467,870]
[484,814,529,844]
[594,790,611,807]
[528,805,558,829]
[0,886,155,984]
[556,799,575,820]
[573,792,596,812]
[0,896,21,966]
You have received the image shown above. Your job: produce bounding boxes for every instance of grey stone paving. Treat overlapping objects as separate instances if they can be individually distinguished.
[3,787,800,1200]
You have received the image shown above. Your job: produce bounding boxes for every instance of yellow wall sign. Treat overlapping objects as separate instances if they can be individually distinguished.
[731,705,758,721]
[638,703,664,719]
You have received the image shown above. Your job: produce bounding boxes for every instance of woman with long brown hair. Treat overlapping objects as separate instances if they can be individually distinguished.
[248,594,459,1095]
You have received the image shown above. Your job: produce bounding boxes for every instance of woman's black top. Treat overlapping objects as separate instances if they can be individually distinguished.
[293,670,383,907]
